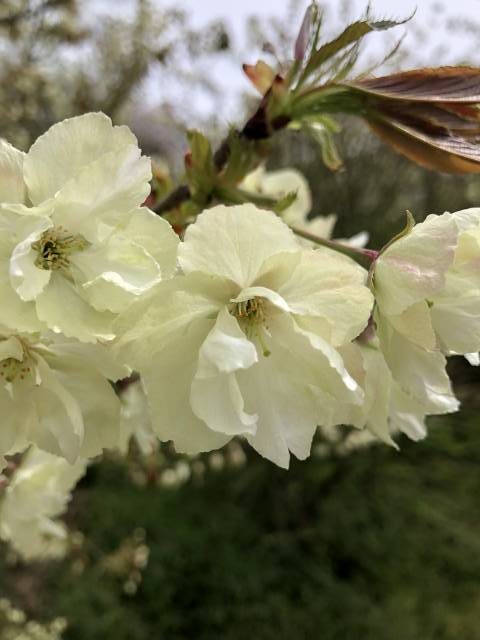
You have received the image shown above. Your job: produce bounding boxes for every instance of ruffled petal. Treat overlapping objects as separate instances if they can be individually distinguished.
[140,318,231,454]
[377,312,459,414]
[54,365,121,458]
[190,308,258,436]
[387,301,437,350]
[24,112,142,205]
[237,315,327,468]
[70,231,162,311]
[9,218,53,301]
[50,146,151,239]
[431,294,480,355]
[0,140,26,204]
[178,204,299,287]
[45,338,127,382]
[118,208,179,279]
[0,256,45,332]
[114,273,233,368]
[262,250,373,346]
[231,285,290,313]
[35,273,115,342]
[390,383,428,441]
[29,355,84,463]
[375,213,458,316]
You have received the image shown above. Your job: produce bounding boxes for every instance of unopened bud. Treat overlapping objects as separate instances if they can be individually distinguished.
[243,60,275,95]
[294,2,316,61]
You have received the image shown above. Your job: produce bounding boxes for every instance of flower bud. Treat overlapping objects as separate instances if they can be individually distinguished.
[294,2,316,61]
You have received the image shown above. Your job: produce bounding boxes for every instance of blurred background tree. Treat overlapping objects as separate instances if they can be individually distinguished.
[1,1,480,639]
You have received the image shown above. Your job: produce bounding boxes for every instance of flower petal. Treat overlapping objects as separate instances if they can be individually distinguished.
[237,315,327,468]
[24,112,141,205]
[50,146,151,239]
[9,219,53,301]
[190,308,257,436]
[387,300,437,350]
[35,273,115,342]
[141,318,231,454]
[377,312,459,414]
[231,285,290,313]
[0,140,25,204]
[390,383,428,441]
[0,255,45,332]
[46,338,127,383]
[70,231,162,312]
[0,335,24,361]
[431,294,480,354]
[375,213,458,316]
[262,250,373,346]
[179,204,299,287]
[114,273,233,368]
[54,365,121,458]
[29,355,84,463]
[119,208,179,279]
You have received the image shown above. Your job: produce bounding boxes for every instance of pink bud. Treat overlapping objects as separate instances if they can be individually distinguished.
[294,3,315,61]
[243,61,275,95]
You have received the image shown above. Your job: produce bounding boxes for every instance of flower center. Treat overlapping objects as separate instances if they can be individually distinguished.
[32,226,88,271]
[230,296,271,357]
[0,357,32,383]
[231,297,266,325]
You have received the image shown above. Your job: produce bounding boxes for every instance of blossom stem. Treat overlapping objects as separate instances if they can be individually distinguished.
[290,225,378,263]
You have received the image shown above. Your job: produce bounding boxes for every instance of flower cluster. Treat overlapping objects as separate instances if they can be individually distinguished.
[0,448,86,560]
[0,112,479,557]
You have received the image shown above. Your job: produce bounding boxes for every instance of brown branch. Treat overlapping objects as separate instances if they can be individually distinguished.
[154,92,290,216]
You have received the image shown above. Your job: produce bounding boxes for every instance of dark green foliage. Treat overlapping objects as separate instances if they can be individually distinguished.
[2,405,480,640]
[269,120,480,250]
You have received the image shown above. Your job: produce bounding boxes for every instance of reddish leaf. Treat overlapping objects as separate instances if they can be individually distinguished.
[345,67,480,102]
[378,102,480,136]
[367,117,480,173]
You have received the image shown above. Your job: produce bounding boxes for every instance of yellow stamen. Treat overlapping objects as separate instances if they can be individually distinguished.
[32,226,89,271]
[230,296,271,357]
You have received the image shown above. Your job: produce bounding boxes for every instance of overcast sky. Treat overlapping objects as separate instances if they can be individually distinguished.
[89,0,480,124]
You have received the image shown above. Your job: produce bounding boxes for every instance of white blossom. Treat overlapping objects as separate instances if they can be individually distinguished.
[373,210,480,355]
[116,204,374,468]
[0,113,179,342]
[0,448,86,560]
[0,326,127,465]
[429,208,480,357]
[369,213,465,425]
[336,336,458,448]
[241,165,368,246]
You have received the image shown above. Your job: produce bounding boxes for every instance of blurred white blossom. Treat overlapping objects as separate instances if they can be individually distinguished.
[0,327,127,465]
[0,448,86,561]
[240,165,368,247]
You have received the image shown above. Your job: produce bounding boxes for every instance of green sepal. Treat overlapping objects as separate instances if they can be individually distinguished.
[185,130,216,203]
[378,210,416,257]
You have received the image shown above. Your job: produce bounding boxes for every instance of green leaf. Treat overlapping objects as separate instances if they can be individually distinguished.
[305,122,343,171]
[378,210,416,256]
[185,130,215,201]
[220,132,258,186]
[274,191,298,214]
[299,15,412,84]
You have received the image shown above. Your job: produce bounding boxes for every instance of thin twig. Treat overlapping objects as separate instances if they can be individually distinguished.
[290,225,378,263]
